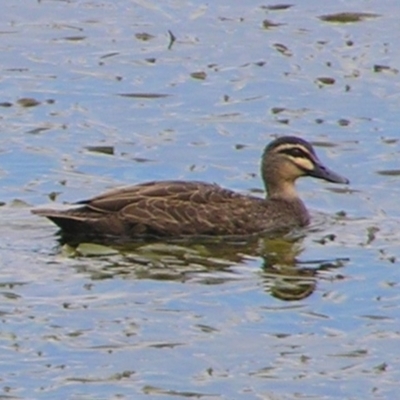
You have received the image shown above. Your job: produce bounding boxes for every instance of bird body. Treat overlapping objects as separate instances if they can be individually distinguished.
[32,136,349,239]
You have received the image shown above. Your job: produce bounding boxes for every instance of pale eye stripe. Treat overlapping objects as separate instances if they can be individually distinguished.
[275,144,316,172]
[291,157,314,172]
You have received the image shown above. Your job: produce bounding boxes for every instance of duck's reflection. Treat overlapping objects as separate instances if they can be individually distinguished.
[60,232,348,301]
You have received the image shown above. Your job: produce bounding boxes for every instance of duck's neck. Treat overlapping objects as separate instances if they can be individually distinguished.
[261,157,301,200]
[265,180,299,200]
[266,181,310,226]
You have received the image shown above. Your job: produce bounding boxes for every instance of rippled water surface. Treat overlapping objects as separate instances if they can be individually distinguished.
[1,0,400,399]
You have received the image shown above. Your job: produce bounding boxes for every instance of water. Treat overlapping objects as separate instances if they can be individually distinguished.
[1,0,400,399]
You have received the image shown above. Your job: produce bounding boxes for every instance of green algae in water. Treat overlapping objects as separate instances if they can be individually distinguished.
[319,12,380,23]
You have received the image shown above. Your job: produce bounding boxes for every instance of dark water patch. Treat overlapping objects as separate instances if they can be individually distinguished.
[26,126,51,135]
[99,52,120,60]
[376,169,400,176]
[142,385,216,398]
[66,369,135,383]
[262,4,293,11]
[62,36,86,42]
[311,141,338,148]
[118,93,170,99]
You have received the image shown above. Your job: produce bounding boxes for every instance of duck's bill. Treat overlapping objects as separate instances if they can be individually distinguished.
[310,162,349,184]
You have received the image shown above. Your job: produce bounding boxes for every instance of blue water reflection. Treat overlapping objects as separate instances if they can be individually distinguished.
[1,0,400,399]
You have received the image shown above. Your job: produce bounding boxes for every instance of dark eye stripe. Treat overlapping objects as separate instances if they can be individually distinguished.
[278,147,311,159]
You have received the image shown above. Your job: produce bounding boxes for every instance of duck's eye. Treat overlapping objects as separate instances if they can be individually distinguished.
[289,148,304,157]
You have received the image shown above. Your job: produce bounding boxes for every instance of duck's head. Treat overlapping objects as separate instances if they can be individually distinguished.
[261,136,349,197]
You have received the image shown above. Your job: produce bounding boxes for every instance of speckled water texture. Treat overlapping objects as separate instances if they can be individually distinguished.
[1,0,400,399]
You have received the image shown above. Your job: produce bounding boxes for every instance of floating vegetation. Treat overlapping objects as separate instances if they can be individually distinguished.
[26,126,51,135]
[167,30,176,50]
[190,71,207,80]
[63,242,119,257]
[316,77,335,85]
[17,98,40,107]
[262,4,293,11]
[85,145,115,155]
[373,64,398,74]
[48,191,61,202]
[262,19,283,29]
[319,12,379,23]
[63,36,86,41]
[338,119,350,126]
[381,137,398,145]
[311,141,338,148]
[271,107,285,114]
[273,43,292,56]
[315,233,336,245]
[118,93,169,99]
[366,226,379,245]
[9,199,30,208]
[376,169,400,176]
[100,52,119,59]
[135,32,155,41]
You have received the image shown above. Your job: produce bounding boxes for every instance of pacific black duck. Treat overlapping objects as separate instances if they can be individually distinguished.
[32,136,349,239]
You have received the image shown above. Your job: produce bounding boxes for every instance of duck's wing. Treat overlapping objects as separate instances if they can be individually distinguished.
[33,180,263,237]
[78,180,225,212]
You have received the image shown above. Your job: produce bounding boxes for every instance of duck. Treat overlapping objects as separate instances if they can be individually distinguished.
[32,136,349,239]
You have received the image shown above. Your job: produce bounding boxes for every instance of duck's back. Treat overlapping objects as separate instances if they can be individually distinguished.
[33,180,309,238]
